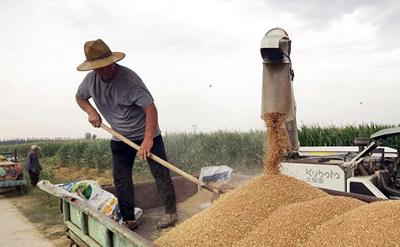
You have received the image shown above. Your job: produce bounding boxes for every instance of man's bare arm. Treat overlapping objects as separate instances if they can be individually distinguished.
[75,95,102,127]
[140,102,158,160]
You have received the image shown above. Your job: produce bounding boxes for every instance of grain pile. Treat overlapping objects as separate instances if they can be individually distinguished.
[155,110,400,247]
[155,175,327,247]
[234,196,366,247]
[264,113,290,174]
[305,200,400,247]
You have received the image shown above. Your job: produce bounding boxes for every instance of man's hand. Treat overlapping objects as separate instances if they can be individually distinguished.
[76,95,102,128]
[139,137,153,160]
[88,110,102,127]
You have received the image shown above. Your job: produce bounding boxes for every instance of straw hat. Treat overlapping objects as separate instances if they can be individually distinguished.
[31,145,40,151]
[77,39,125,71]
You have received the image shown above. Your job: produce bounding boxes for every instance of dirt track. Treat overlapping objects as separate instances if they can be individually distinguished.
[0,194,54,247]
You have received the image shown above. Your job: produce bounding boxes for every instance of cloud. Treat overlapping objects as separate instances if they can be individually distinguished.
[261,0,392,22]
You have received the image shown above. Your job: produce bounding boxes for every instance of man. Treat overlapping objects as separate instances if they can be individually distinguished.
[75,39,177,230]
[26,145,42,186]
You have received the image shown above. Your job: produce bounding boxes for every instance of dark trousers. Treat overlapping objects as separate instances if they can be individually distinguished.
[111,135,177,221]
[28,170,40,186]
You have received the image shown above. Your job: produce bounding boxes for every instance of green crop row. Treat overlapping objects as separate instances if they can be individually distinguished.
[1,124,399,175]
[298,123,400,148]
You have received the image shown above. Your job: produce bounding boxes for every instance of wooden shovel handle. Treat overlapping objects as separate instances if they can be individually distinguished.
[100,123,220,194]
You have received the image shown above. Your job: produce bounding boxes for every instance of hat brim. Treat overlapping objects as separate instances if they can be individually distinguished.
[77,52,125,71]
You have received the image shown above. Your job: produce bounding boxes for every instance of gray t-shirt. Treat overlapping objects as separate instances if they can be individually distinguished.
[76,64,161,141]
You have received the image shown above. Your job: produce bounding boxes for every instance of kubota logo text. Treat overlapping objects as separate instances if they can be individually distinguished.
[305,168,340,179]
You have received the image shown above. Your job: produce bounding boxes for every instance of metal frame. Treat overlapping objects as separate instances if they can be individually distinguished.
[62,199,154,247]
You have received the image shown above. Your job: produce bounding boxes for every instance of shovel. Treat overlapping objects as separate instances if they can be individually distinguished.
[100,123,225,195]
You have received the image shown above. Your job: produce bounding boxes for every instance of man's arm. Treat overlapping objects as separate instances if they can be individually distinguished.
[75,95,102,127]
[140,102,158,160]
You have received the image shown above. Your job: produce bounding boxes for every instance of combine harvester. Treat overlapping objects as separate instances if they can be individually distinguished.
[260,28,400,200]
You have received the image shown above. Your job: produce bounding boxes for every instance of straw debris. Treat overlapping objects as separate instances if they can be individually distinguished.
[155,175,327,247]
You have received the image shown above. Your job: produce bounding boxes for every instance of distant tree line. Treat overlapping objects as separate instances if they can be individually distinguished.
[0,133,99,146]
[0,137,74,146]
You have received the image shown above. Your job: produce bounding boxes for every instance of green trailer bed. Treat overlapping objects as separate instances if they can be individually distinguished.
[59,176,200,247]
[62,199,153,247]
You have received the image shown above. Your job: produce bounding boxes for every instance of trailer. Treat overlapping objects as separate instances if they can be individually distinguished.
[50,171,387,247]
[59,175,205,247]
[0,151,27,192]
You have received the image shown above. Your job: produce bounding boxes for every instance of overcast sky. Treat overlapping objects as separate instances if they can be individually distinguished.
[1,0,399,139]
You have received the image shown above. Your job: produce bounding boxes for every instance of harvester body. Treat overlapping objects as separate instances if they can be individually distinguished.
[282,127,400,200]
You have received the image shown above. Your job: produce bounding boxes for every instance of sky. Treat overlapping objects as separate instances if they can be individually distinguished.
[1,0,400,139]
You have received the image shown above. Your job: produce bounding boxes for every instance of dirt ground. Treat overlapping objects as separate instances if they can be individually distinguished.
[52,166,113,185]
[0,192,63,247]
[7,192,70,247]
